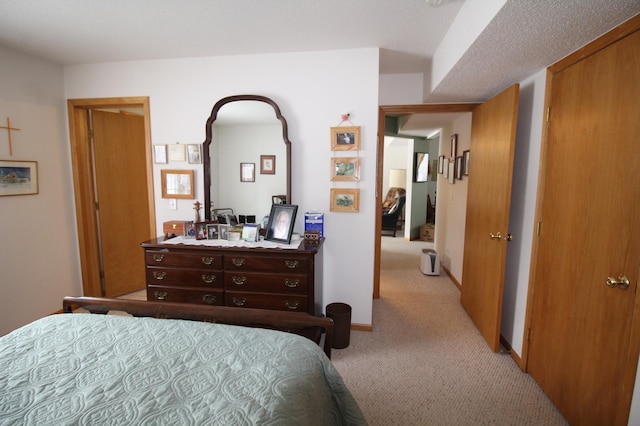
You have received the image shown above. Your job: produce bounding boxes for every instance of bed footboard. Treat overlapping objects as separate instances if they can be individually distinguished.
[62,296,334,358]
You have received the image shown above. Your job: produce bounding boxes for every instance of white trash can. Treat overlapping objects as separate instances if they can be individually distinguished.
[420,249,440,276]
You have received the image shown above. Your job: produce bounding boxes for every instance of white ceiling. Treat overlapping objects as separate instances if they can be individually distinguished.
[0,0,638,132]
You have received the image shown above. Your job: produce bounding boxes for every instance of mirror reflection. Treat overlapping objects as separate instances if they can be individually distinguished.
[203,95,291,223]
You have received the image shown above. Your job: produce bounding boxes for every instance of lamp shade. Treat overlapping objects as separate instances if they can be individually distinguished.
[389,168,407,189]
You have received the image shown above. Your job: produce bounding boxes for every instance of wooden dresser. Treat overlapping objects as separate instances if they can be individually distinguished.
[141,237,322,315]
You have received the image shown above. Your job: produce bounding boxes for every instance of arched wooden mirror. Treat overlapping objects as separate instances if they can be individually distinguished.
[203,95,291,222]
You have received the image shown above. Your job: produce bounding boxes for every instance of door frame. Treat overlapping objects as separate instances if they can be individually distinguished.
[523,15,640,424]
[67,97,155,296]
[374,103,477,299]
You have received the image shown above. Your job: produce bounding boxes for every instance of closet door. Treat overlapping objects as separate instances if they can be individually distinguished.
[527,23,640,425]
[460,84,519,352]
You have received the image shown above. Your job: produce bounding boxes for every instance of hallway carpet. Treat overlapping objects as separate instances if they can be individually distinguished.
[331,237,567,425]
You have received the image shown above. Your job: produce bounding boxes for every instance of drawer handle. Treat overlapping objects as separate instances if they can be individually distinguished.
[153,271,167,280]
[285,300,300,310]
[232,276,247,285]
[232,258,245,267]
[153,254,165,262]
[232,297,247,307]
[202,294,216,304]
[202,274,216,284]
[154,291,168,300]
[201,257,215,265]
[284,260,299,269]
[285,279,300,288]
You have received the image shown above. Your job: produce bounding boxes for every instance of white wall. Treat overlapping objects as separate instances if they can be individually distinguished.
[502,69,546,356]
[0,46,82,336]
[63,49,380,327]
[434,116,472,282]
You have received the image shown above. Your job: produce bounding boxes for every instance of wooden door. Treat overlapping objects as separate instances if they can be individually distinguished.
[526,24,640,425]
[460,85,520,351]
[91,110,151,297]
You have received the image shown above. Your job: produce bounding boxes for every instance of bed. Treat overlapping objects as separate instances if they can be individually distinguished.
[0,297,367,425]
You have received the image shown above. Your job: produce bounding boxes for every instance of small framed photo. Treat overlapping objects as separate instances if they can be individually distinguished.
[450,134,458,158]
[260,155,276,174]
[195,221,209,240]
[265,204,298,244]
[414,152,429,182]
[455,156,463,180]
[438,155,445,174]
[168,144,186,162]
[242,223,259,242]
[184,221,196,238]
[463,150,470,176]
[0,160,38,196]
[161,169,195,199]
[219,224,229,240]
[153,145,168,164]
[240,163,255,182]
[443,159,449,178]
[187,144,202,164]
[331,126,361,151]
[330,188,360,213]
[206,223,220,239]
[448,162,455,184]
[331,157,360,181]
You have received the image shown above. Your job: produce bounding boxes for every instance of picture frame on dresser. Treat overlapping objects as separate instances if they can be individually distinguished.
[265,204,298,244]
[195,221,209,240]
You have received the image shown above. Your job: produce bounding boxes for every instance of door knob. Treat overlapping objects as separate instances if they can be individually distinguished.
[606,275,630,290]
[617,275,630,290]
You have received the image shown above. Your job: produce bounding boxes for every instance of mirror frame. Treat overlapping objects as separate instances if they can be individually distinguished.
[203,94,292,221]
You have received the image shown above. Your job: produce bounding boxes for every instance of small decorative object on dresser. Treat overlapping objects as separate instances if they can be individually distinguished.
[304,231,321,246]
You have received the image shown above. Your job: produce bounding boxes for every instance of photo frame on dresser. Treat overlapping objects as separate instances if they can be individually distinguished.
[265,204,298,244]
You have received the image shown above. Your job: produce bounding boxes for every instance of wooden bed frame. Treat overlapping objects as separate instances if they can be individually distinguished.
[62,296,334,358]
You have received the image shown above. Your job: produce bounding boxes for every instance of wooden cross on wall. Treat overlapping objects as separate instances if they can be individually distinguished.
[0,117,21,156]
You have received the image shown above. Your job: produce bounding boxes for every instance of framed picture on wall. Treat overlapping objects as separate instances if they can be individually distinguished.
[240,163,255,182]
[330,157,360,181]
[463,150,470,176]
[187,144,202,164]
[161,169,194,199]
[0,160,38,196]
[455,156,463,180]
[438,155,445,174]
[450,134,458,158]
[330,188,360,212]
[153,145,168,164]
[260,155,276,174]
[168,144,186,162]
[331,126,361,151]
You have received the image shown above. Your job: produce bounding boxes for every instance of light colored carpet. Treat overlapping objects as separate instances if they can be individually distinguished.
[331,236,568,425]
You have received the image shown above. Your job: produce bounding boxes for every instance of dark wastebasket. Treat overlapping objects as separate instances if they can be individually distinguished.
[326,303,351,349]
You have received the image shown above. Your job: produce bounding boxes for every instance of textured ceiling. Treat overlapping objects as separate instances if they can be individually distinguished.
[0,0,638,106]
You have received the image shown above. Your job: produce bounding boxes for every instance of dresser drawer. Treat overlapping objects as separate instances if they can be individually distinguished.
[147,285,224,305]
[225,291,307,312]
[224,271,308,293]
[146,267,223,288]
[145,250,223,269]
[223,255,309,273]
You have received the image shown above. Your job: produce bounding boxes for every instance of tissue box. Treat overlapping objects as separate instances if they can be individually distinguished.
[305,212,324,238]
